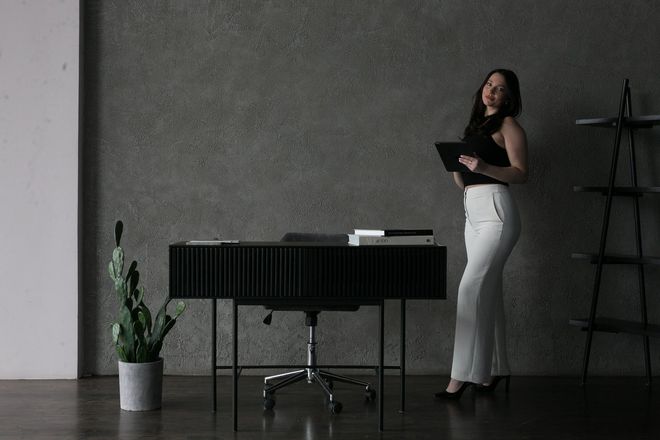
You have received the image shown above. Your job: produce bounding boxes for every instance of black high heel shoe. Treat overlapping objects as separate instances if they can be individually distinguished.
[476,375,511,393]
[434,381,473,400]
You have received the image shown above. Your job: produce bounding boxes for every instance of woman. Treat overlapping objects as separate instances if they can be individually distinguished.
[436,69,528,399]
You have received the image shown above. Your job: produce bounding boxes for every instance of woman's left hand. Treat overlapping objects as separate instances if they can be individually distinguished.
[459,153,487,173]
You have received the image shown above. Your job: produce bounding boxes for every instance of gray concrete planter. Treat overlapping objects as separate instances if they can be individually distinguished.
[118,358,163,411]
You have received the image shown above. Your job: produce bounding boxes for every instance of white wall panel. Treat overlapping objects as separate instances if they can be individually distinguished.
[0,0,79,379]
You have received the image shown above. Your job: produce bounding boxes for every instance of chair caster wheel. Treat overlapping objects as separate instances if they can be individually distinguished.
[365,388,376,402]
[328,401,343,414]
[263,393,276,410]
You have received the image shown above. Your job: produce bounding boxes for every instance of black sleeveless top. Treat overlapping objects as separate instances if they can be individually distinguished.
[460,134,510,187]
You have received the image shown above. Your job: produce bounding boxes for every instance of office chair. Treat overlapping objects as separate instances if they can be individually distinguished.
[262,232,376,414]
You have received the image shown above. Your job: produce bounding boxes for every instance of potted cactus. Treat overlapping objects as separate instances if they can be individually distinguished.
[108,220,185,411]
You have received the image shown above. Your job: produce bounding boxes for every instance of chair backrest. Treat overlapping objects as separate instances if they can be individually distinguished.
[280,232,348,243]
[269,232,357,313]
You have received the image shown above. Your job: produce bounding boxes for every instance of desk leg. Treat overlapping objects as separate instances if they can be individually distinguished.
[400,298,406,413]
[233,299,238,431]
[212,299,217,412]
[378,300,384,432]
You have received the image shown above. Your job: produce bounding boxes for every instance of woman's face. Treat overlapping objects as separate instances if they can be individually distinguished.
[481,73,508,114]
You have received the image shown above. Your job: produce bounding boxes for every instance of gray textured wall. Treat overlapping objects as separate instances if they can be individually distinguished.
[83,0,660,376]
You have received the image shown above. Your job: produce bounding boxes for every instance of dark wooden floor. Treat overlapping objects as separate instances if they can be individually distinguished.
[1,375,659,439]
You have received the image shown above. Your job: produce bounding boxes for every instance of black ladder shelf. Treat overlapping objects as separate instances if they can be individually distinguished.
[570,78,660,385]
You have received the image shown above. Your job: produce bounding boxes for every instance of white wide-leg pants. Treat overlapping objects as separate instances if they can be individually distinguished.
[450,184,520,384]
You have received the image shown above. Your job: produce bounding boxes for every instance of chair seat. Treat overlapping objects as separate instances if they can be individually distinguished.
[264,304,360,312]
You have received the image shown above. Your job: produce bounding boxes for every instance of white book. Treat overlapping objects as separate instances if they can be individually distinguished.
[347,234,435,246]
[353,229,386,236]
[353,228,434,237]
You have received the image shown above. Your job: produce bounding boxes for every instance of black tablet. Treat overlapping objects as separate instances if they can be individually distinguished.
[434,142,473,172]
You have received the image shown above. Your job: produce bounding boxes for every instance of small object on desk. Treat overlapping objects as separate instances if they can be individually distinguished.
[348,234,434,246]
[186,240,240,245]
[354,228,434,237]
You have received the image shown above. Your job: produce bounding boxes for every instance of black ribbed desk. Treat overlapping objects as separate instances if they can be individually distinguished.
[169,241,447,431]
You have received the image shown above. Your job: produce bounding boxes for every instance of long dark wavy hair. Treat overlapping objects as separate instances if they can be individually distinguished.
[463,69,522,139]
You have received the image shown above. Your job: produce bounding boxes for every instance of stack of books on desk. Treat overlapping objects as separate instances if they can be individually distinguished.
[347,229,435,246]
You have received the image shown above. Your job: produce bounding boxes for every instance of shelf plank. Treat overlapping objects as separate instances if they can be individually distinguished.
[569,317,660,338]
[571,253,660,265]
[573,186,660,195]
[575,114,660,128]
